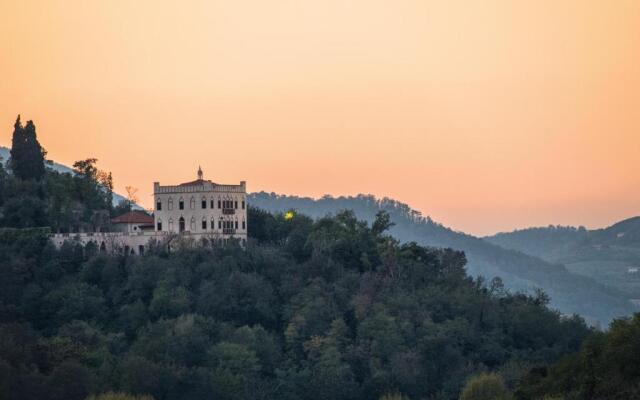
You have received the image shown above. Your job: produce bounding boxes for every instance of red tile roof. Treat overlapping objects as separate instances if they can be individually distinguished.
[111,211,154,225]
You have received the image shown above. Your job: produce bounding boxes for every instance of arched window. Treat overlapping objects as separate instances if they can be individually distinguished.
[168,197,174,211]
[242,219,246,230]
[179,197,184,210]
[156,218,163,231]
[211,216,216,230]
[201,196,207,209]
[169,218,174,232]
[210,197,215,209]
[190,196,196,210]
[201,216,207,230]
[190,216,196,231]
[179,217,185,232]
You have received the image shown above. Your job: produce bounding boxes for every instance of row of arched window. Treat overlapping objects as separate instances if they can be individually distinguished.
[156,196,245,211]
[156,216,246,232]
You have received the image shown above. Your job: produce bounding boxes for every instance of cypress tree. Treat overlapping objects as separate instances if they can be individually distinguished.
[9,115,47,180]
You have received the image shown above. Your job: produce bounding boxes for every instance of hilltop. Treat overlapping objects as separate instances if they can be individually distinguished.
[0,207,591,400]
[3,141,634,324]
[0,146,131,207]
[249,192,636,325]
[486,218,640,300]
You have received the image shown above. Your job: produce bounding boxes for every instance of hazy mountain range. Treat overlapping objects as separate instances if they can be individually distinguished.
[249,192,638,325]
[2,144,636,325]
[486,219,640,300]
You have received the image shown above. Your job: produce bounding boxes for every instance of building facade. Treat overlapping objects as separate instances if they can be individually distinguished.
[153,167,247,238]
[50,168,248,254]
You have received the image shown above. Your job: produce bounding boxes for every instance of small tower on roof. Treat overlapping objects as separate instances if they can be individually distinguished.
[197,165,203,181]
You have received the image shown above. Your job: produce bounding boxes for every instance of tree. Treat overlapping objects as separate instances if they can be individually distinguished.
[0,159,7,207]
[9,116,47,181]
[86,392,154,400]
[380,394,409,400]
[125,186,139,205]
[371,210,394,236]
[47,360,97,400]
[72,158,113,215]
[460,373,511,400]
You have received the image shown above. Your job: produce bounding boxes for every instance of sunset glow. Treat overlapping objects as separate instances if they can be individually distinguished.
[1,0,639,235]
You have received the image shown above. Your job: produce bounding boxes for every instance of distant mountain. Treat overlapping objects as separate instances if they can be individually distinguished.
[0,145,133,208]
[249,192,637,325]
[486,218,640,300]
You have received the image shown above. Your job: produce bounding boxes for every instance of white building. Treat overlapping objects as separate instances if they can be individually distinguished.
[50,168,248,254]
[154,166,247,237]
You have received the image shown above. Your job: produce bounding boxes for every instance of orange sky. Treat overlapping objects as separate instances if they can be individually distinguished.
[1,0,639,235]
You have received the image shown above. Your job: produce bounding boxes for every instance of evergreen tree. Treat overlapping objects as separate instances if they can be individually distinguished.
[9,115,47,180]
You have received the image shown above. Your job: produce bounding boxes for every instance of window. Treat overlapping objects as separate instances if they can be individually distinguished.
[190,217,196,231]
[169,218,174,231]
[202,220,207,230]
[168,197,174,210]
[241,200,245,210]
[190,197,196,210]
[202,197,207,209]
[218,200,221,208]
[157,221,162,231]
[235,220,238,229]
[234,200,238,209]
[156,200,162,210]
[178,217,185,232]
[179,198,184,210]
[210,199,214,208]
[218,220,222,229]
[242,220,246,229]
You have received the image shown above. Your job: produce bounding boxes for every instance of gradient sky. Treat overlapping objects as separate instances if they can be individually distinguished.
[1,1,639,235]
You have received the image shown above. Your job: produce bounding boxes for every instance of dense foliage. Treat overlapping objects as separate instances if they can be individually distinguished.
[0,206,591,400]
[0,118,115,231]
[248,192,635,325]
[515,314,640,400]
[459,373,510,400]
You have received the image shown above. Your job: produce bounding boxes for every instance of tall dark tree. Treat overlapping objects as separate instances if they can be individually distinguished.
[0,159,6,207]
[9,115,47,181]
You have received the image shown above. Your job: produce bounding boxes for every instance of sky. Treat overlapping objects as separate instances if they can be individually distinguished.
[1,0,639,236]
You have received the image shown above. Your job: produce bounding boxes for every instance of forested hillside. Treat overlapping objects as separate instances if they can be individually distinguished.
[0,145,132,208]
[0,118,136,233]
[0,207,593,400]
[486,219,640,299]
[515,313,640,399]
[2,117,640,400]
[248,193,636,325]
[4,115,633,325]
